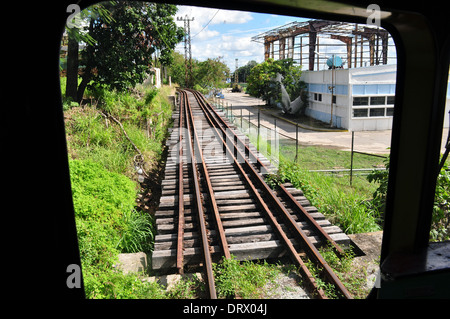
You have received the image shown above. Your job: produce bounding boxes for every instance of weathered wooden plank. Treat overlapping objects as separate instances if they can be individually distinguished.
[152,231,351,270]
[215,198,254,205]
[219,211,262,220]
[218,204,258,212]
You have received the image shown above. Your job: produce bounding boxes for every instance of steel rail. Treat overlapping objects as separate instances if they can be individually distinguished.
[176,91,185,273]
[184,91,231,260]
[278,183,346,256]
[178,90,217,299]
[185,89,327,298]
[190,89,352,299]
[198,90,345,256]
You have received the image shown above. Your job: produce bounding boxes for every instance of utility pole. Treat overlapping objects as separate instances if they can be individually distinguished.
[234,58,238,83]
[177,15,194,88]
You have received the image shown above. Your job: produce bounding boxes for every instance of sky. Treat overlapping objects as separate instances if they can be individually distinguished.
[173,5,397,72]
[174,5,308,71]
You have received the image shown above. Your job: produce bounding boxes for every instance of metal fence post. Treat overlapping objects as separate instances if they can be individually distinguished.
[295,124,299,162]
[350,131,355,186]
[231,104,233,123]
[257,109,260,151]
[240,108,242,128]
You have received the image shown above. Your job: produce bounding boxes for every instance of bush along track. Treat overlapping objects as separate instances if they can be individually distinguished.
[64,85,174,298]
[64,85,291,299]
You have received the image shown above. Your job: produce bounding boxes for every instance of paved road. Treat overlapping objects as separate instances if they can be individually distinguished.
[218,91,448,155]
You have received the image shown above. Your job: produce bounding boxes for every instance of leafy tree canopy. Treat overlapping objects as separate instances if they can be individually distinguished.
[78,1,184,95]
[233,60,258,83]
[246,58,305,106]
[167,52,230,90]
[194,57,230,89]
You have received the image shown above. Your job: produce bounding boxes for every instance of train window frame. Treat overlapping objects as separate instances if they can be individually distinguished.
[14,0,449,299]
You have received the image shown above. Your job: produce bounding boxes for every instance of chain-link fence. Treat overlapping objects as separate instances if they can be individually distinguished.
[209,96,388,183]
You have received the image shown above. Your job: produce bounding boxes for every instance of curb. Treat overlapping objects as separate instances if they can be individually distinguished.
[264,111,349,133]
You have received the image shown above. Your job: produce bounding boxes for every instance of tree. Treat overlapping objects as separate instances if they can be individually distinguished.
[65,3,113,102]
[167,53,230,89]
[246,58,305,107]
[193,57,230,89]
[233,60,257,83]
[167,51,186,86]
[67,1,184,102]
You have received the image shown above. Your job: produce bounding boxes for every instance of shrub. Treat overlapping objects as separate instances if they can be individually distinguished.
[69,159,160,298]
[213,256,279,298]
[276,161,381,233]
[367,156,450,241]
[83,266,167,299]
[246,58,306,106]
[69,159,137,224]
[65,84,173,298]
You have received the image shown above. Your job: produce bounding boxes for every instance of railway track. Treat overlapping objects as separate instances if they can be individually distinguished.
[152,89,353,299]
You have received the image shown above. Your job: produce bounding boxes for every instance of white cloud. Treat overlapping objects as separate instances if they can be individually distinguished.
[174,5,261,70]
[213,10,253,25]
[175,6,252,36]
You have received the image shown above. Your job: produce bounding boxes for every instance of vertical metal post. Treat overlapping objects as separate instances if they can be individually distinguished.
[257,109,260,151]
[273,118,276,158]
[295,124,299,162]
[231,104,233,123]
[350,131,355,186]
[240,108,242,128]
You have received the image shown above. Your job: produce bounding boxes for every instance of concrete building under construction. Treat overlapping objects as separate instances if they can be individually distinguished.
[251,19,396,71]
[251,19,450,131]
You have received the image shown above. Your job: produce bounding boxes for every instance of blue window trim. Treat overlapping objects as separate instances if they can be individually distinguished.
[352,84,396,95]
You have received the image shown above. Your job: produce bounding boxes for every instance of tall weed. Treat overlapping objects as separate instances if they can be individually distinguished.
[64,84,174,298]
[117,208,154,253]
[277,161,381,233]
[213,256,279,298]
[368,156,450,241]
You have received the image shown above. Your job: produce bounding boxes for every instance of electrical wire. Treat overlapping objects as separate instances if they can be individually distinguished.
[192,9,220,38]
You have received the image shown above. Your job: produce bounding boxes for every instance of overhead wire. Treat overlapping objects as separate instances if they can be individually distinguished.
[192,9,220,38]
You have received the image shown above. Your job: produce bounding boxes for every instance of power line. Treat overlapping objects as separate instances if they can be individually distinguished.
[177,15,194,88]
[192,9,220,38]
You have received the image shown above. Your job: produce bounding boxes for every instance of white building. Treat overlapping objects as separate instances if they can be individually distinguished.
[301,64,396,131]
[144,67,162,88]
[302,64,450,131]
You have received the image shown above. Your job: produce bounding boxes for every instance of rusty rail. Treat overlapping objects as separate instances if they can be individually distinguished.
[176,90,185,274]
[187,89,352,299]
[177,90,235,299]
[192,89,345,256]
[178,90,217,298]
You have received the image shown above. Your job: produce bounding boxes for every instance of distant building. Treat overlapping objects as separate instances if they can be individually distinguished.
[302,64,394,130]
[144,67,161,88]
[301,64,450,131]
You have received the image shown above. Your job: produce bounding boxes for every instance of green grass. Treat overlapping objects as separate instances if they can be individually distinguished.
[244,128,383,233]
[213,256,280,298]
[276,161,382,234]
[64,84,173,177]
[281,143,386,171]
[63,80,175,299]
[304,244,367,299]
